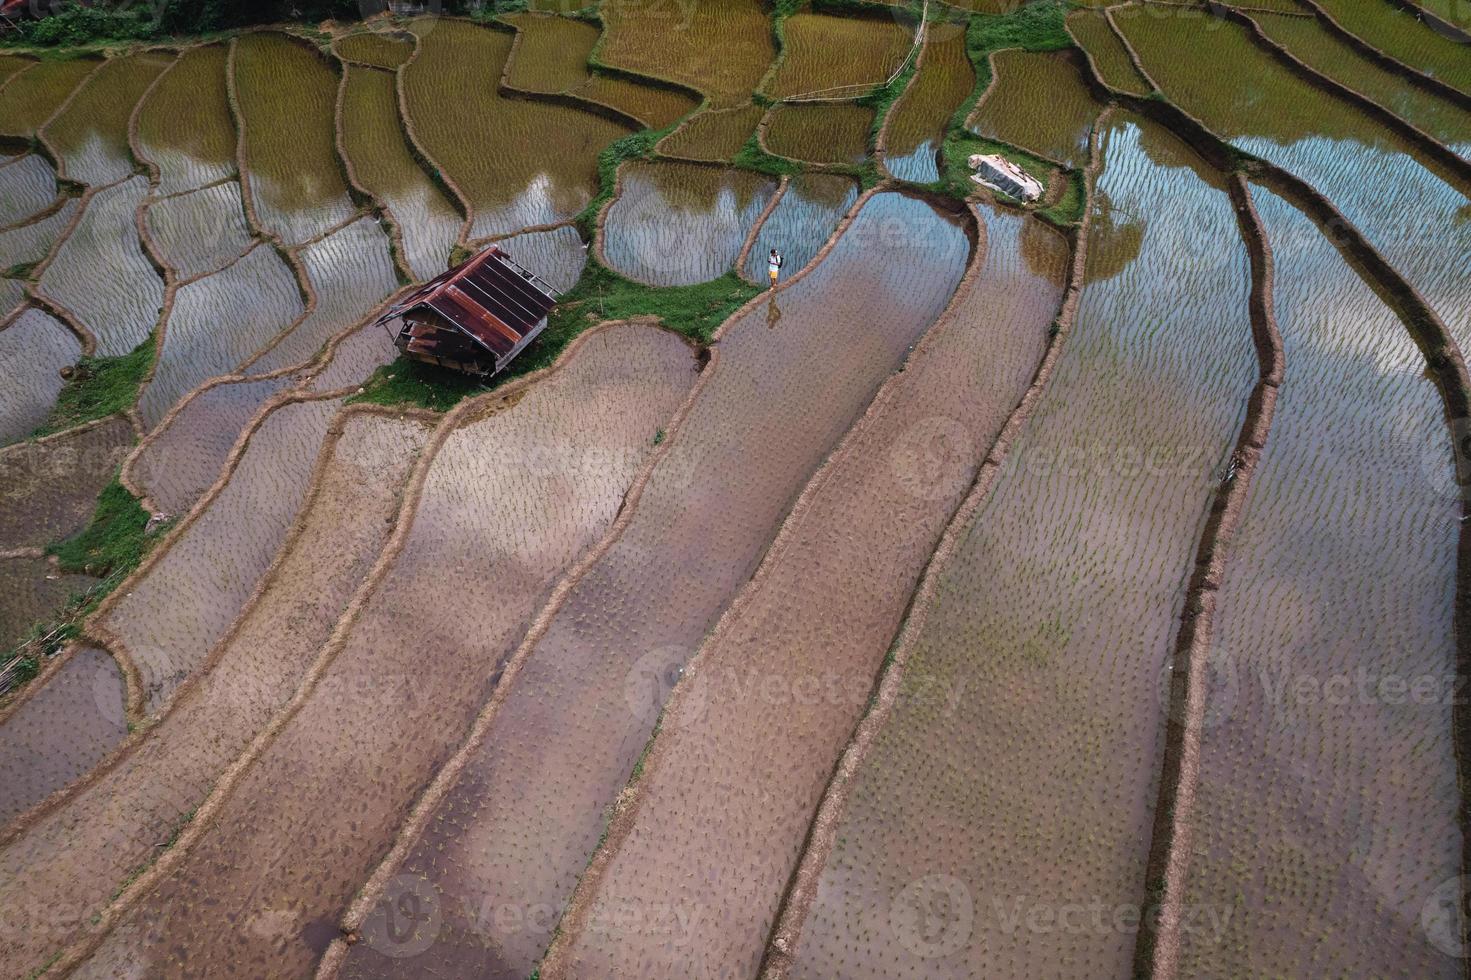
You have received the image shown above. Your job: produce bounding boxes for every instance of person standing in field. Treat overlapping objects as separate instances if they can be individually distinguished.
[768,248,783,288]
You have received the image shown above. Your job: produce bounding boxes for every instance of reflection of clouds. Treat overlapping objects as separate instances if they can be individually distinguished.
[470,172,557,241]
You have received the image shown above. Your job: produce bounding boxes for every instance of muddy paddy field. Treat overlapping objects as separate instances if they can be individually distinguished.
[0,0,1469,977]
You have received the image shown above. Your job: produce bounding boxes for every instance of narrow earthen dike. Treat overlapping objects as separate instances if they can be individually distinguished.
[1134,172,1283,979]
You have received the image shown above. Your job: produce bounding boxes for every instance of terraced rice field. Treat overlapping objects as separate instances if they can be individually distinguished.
[1115,9,1471,361]
[232,33,360,243]
[338,191,970,980]
[338,64,461,280]
[970,48,1100,167]
[765,103,875,165]
[1247,9,1471,156]
[763,12,913,100]
[602,160,777,285]
[597,0,774,107]
[782,113,1258,979]
[2,3,1470,979]
[885,32,975,182]
[1172,182,1460,978]
[401,19,627,239]
[134,44,237,193]
[1312,0,1471,96]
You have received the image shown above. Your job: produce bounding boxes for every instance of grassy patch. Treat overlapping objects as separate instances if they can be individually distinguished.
[4,477,159,697]
[33,333,155,438]
[353,258,758,412]
[968,0,1072,58]
[47,478,155,576]
[1042,167,1086,226]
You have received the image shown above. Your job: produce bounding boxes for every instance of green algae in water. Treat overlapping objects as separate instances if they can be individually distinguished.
[765,102,874,165]
[969,48,1100,167]
[0,57,101,139]
[1066,9,1151,98]
[135,44,237,195]
[44,50,173,186]
[233,33,358,243]
[597,0,774,107]
[765,12,913,99]
[340,65,461,281]
[333,31,412,69]
[403,19,629,240]
[500,12,599,94]
[660,103,765,161]
[886,31,974,183]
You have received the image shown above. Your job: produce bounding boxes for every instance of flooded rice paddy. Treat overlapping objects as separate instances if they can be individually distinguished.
[1,3,1469,979]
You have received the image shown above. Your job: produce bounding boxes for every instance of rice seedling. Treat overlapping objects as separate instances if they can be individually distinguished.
[1065,9,1151,98]
[0,155,59,227]
[0,56,100,139]
[765,102,875,164]
[232,32,358,244]
[143,181,254,280]
[885,31,974,182]
[1312,0,1471,96]
[969,49,1100,168]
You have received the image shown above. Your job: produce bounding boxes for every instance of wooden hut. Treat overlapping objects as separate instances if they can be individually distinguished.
[374,247,558,377]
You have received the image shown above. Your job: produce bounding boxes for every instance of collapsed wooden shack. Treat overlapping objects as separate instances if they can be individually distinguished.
[374,246,558,377]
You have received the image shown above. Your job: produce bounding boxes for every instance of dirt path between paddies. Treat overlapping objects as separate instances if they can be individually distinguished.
[0,406,429,980]
[327,189,972,980]
[56,323,698,980]
[540,202,1071,979]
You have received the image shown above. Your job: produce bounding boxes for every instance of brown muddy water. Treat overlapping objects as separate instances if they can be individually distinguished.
[0,308,81,444]
[0,417,132,551]
[0,644,124,823]
[65,324,698,980]
[549,204,1068,980]
[338,191,970,980]
[0,412,429,980]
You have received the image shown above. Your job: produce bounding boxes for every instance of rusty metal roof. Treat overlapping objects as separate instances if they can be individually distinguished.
[379,247,557,359]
